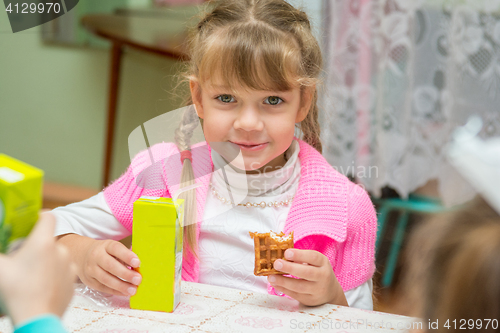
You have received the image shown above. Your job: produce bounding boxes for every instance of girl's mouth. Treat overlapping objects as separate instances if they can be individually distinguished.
[230,141,269,151]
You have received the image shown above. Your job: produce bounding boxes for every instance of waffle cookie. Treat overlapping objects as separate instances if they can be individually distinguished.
[249,231,294,276]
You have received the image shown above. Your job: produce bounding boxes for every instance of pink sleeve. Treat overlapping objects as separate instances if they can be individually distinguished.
[335,183,377,291]
[103,146,172,232]
[292,183,377,292]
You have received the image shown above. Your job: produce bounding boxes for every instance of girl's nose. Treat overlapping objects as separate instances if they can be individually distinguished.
[233,106,264,132]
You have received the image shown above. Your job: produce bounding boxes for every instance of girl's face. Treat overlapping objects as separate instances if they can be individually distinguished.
[190,79,313,174]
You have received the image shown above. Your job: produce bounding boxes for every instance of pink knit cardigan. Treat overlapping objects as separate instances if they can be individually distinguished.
[103,139,377,293]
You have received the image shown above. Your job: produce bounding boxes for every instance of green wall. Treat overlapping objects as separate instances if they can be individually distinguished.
[0,8,187,190]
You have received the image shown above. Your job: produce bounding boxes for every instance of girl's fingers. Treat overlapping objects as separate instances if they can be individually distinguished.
[88,277,129,297]
[273,259,325,281]
[270,285,303,303]
[268,274,315,294]
[271,284,324,307]
[105,241,140,268]
[98,254,141,286]
[93,266,137,296]
[283,249,326,267]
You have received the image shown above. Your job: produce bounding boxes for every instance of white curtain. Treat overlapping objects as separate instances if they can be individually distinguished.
[319,0,500,206]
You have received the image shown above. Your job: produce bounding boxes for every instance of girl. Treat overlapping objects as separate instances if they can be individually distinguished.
[50,0,377,309]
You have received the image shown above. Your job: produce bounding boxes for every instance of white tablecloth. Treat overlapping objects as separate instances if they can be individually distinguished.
[0,282,419,332]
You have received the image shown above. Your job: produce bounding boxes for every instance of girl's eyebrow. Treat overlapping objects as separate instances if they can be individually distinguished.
[207,84,294,96]
[262,90,294,96]
[206,84,232,91]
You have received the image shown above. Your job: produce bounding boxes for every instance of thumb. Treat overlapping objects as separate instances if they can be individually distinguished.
[0,253,8,267]
[0,253,11,284]
[24,213,57,246]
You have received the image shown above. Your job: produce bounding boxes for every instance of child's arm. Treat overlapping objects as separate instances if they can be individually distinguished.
[269,182,377,307]
[56,231,141,297]
[52,144,175,296]
[52,193,130,241]
[267,249,348,307]
[344,279,373,310]
[48,192,141,296]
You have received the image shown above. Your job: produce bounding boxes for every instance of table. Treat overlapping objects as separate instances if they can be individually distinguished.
[81,9,196,187]
[0,282,419,332]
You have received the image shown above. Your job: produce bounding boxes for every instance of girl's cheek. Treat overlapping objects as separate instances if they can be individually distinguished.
[204,119,227,140]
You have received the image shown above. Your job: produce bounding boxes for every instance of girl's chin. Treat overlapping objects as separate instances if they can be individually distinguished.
[228,160,265,172]
[223,154,272,173]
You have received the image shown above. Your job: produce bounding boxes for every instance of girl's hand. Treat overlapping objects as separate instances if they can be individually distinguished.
[267,249,348,307]
[57,232,141,297]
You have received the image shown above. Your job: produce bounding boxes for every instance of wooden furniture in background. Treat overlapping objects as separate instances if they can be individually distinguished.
[43,182,100,210]
[81,11,193,187]
[43,182,132,247]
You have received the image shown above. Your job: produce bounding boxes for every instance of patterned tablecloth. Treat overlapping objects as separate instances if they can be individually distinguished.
[0,282,419,332]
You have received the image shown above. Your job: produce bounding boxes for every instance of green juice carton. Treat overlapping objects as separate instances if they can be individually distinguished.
[0,154,44,253]
[130,196,184,313]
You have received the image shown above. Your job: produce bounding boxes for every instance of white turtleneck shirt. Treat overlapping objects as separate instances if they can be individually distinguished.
[198,139,302,293]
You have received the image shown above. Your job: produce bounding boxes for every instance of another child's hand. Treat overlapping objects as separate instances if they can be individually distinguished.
[267,249,348,307]
[78,238,142,296]
[0,213,76,325]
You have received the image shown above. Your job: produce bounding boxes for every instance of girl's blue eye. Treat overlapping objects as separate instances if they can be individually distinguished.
[217,95,234,103]
[265,96,283,105]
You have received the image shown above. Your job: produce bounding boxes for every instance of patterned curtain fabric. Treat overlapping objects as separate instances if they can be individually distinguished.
[319,0,500,206]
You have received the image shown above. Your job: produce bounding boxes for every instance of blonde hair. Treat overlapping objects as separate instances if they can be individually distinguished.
[174,0,324,258]
[399,196,500,331]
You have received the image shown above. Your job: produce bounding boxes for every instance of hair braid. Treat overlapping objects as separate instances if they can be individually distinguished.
[174,106,200,258]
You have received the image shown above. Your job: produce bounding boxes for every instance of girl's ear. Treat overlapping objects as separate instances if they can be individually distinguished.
[295,85,314,123]
[190,79,204,119]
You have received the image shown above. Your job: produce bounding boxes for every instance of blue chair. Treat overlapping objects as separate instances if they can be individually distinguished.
[374,194,447,287]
